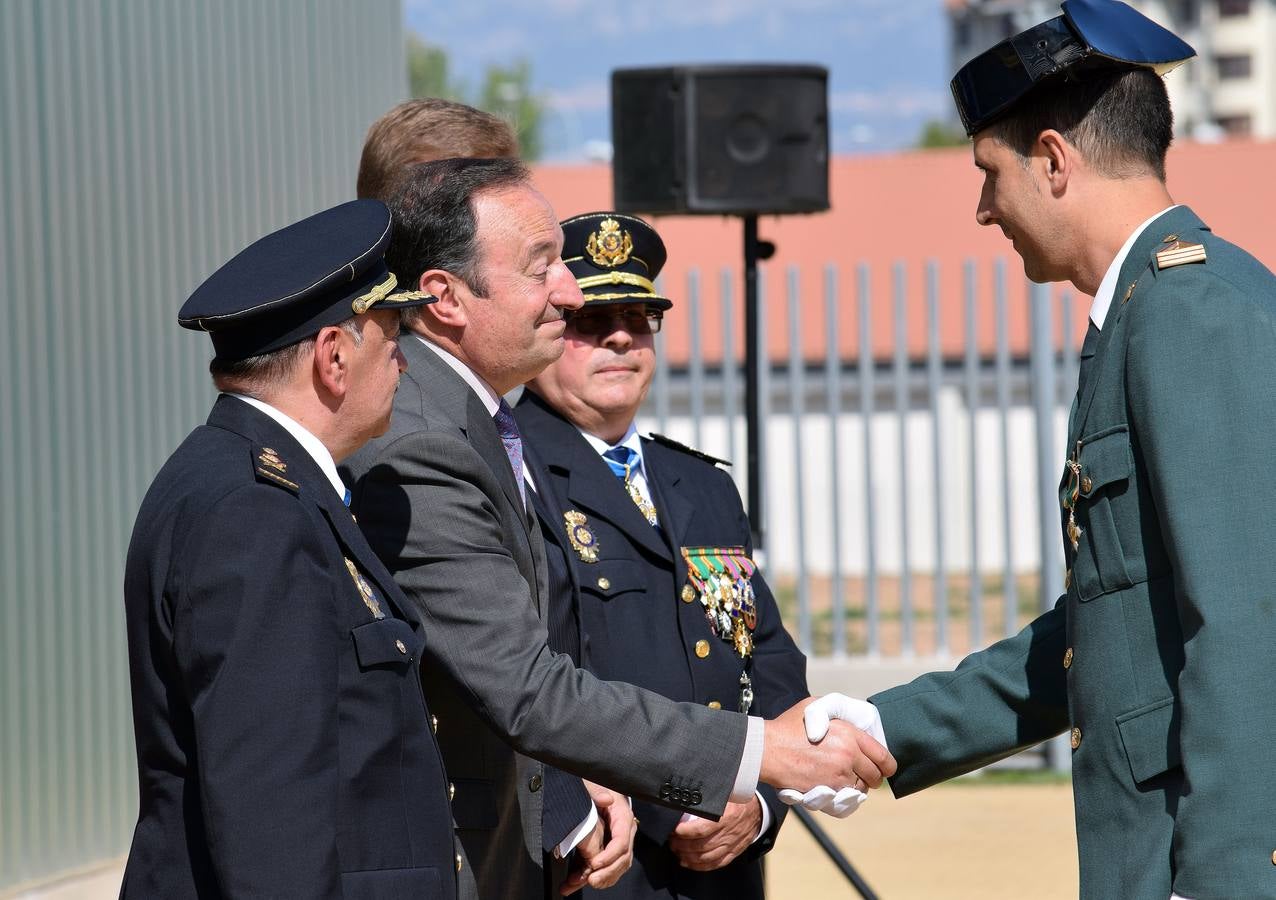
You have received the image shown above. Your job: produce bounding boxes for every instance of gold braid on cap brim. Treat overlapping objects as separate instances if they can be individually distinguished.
[582,292,671,303]
[575,271,657,293]
[351,272,433,314]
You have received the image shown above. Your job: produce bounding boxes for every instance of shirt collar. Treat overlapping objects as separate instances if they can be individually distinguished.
[228,393,345,499]
[416,335,503,416]
[1090,204,1178,330]
[580,422,643,471]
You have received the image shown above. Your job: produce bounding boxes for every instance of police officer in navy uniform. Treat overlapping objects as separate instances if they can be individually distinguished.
[793,2,1276,897]
[121,200,458,898]
[515,212,809,899]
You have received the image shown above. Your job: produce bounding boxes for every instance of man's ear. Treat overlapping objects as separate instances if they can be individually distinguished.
[416,269,468,329]
[1037,129,1073,195]
[313,324,352,398]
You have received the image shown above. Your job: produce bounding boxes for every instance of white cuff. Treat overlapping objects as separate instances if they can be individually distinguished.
[753,789,772,843]
[730,716,764,803]
[555,801,598,859]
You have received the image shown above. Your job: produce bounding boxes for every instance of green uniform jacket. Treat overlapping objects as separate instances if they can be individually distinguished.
[871,207,1276,899]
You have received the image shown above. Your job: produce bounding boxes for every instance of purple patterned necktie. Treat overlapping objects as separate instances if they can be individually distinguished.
[492,398,526,508]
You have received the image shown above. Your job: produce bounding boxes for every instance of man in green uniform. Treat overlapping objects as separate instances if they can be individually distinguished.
[786,1,1276,897]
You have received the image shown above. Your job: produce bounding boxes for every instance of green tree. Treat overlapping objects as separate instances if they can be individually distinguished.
[404,33,546,161]
[478,60,543,161]
[916,118,968,149]
[406,33,462,101]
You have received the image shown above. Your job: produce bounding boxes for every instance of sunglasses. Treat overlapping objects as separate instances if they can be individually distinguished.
[564,307,664,336]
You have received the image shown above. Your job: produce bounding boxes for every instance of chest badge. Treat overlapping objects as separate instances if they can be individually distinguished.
[344,557,385,619]
[681,546,758,660]
[564,510,600,563]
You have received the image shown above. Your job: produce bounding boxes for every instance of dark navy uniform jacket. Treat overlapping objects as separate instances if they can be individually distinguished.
[122,395,456,899]
[516,390,808,900]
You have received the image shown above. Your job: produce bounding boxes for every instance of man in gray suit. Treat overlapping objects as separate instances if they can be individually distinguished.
[342,157,894,899]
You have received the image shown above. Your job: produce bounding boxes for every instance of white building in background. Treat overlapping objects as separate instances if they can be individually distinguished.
[947,0,1276,139]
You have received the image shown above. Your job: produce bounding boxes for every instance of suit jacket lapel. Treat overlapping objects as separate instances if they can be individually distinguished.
[207,395,409,617]
[1071,206,1211,443]
[643,439,695,556]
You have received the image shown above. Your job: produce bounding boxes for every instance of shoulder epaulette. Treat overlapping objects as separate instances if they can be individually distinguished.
[252,444,300,493]
[1154,233,1207,271]
[646,433,731,468]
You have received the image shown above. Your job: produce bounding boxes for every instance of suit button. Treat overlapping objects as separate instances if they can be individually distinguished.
[1070,727,1082,750]
[1063,647,1073,669]
[659,781,672,800]
[681,584,695,603]
[707,700,721,710]
[529,774,543,792]
[448,782,455,801]
[690,790,702,805]
[456,854,463,873]
[431,715,438,734]
[395,639,407,655]
[1081,474,1093,493]
[695,640,710,658]
[597,576,611,591]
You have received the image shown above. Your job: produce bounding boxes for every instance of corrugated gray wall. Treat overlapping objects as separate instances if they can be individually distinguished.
[0,0,405,888]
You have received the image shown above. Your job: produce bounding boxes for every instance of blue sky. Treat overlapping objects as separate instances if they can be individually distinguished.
[404,0,952,161]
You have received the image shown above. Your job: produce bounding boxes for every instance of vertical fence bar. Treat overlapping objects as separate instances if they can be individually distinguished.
[788,268,811,652]
[1061,291,1078,399]
[654,270,671,433]
[994,260,1018,639]
[893,263,913,655]
[688,269,705,451]
[926,262,947,656]
[858,264,879,656]
[1030,281,1070,772]
[825,265,846,657]
[757,268,771,555]
[721,269,737,468]
[963,261,983,653]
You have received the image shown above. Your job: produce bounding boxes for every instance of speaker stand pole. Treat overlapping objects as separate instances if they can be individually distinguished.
[742,213,773,552]
[740,213,881,900]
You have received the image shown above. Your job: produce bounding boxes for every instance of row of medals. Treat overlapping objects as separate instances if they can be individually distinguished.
[698,569,757,713]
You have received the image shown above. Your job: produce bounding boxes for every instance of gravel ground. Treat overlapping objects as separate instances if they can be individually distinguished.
[765,780,1078,899]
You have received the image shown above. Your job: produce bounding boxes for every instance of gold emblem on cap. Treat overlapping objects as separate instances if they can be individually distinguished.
[585,218,633,268]
[563,510,600,563]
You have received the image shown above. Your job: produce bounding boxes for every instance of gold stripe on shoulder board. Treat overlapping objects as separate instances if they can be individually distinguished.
[1155,241,1207,270]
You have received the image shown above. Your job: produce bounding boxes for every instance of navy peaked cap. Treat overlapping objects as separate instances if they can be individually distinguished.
[179,199,435,360]
[560,212,672,310]
[951,0,1195,136]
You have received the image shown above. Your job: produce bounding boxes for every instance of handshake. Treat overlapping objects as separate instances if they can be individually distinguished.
[762,694,893,818]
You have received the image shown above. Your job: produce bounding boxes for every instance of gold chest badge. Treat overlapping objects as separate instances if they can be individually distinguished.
[585,218,633,268]
[344,557,385,619]
[564,510,600,562]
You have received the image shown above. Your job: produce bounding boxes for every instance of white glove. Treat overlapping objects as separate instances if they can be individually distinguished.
[777,694,888,819]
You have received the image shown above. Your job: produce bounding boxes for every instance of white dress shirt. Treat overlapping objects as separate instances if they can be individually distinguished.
[1090,205,1179,331]
[229,393,345,500]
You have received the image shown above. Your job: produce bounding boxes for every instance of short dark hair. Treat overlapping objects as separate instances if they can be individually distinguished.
[987,66,1173,181]
[209,318,361,393]
[356,98,519,202]
[384,157,530,307]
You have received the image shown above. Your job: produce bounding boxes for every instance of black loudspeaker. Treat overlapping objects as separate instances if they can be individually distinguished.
[611,64,829,216]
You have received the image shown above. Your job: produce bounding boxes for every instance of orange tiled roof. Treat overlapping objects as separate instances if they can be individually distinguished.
[531,139,1276,365]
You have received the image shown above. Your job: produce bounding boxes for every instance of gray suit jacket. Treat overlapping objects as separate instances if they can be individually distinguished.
[342,336,749,899]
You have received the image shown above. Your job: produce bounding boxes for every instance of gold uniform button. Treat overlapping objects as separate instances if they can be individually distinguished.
[1070,727,1082,750]
[1081,474,1093,494]
[695,640,710,659]
[395,639,407,655]
[1063,647,1074,669]
[597,576,611,591]
[681,584,695,603]
[1271,849,1276,866]
[456,854,463,873]
[431,714,438,734]
[707,700,721,710]
[529,774,543,792]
